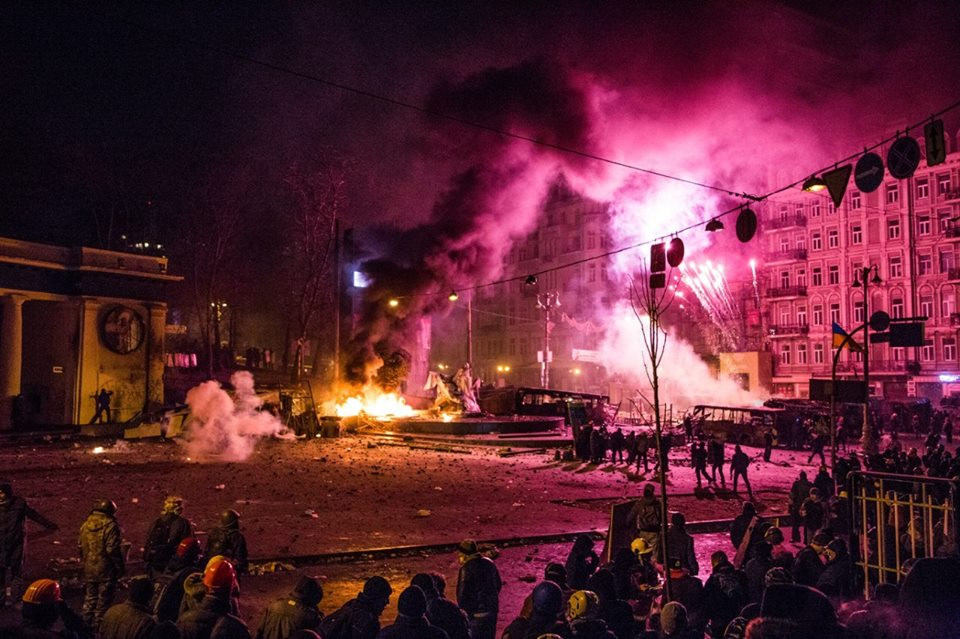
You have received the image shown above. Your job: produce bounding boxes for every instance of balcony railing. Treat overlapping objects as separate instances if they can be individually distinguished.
[766,214,807,230]
[942,188,960,201]
[768,324,810,336]
[766,285,807,298]
[951,313,960,327]
[945,226,960,239]
[835,360,922,373]
[949,268,960,282]
[766,248,808,262]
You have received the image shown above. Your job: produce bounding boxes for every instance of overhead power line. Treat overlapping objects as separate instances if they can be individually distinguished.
[59,1,756,200]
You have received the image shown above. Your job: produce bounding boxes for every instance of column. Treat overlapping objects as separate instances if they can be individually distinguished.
[146,303,166,410]
[74,298,101,425]
[0,295,26,429]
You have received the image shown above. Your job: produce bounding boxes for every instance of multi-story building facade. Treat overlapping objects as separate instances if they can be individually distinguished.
[760,135,960,401]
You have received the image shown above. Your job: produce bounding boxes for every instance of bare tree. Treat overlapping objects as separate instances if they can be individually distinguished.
[281,152,349,381]
[629,259,682,602]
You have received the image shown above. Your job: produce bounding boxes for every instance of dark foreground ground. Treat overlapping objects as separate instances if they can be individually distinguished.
[0,434,823,632]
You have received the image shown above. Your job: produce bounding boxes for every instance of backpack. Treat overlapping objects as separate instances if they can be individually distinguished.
[318,605,353,639]
[144,516,174,565]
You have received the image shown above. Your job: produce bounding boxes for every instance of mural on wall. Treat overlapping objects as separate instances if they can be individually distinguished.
[100,305,145,354]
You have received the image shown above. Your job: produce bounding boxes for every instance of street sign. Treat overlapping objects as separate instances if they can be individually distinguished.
[822,164,852,207]
[736,208,757,243]
[854,152,884,193]
[887,137,921,179]
[890,322,925,347]
[907,380,917,398]
[869,311,891,332]
[870,332,890,343]
[667,237,685,267]
[809,378,867,403]
[537,350,553,363]
[651,243,666,272]
[572,348,600,363]
[925,119,946,166]
[649,272,666,289]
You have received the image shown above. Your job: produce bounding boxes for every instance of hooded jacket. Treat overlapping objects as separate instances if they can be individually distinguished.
[204,525,248,574]
[374,613,449,639]
[98,601,156,639]
[256,593,322,639]
[78,511,124,581]
[456,555,501,617]
[177,593,250,639]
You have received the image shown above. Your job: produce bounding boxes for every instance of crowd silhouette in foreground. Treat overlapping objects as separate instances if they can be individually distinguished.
[1,475,959,639]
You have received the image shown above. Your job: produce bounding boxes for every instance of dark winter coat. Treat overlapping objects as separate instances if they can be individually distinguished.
[709,441,724,466]
[256,594,322,639]
[143,513,192,573]
[152,564,198,622]
[789,478,811,507]
[319,593,384,639]
[98,601,157,639]
[456,555,502,616]
[791,546,824,587]
[800,498,825,532]
[816,556,853,598]
[569,617,617,639]
[632,496,660,534]
[425,596,469,639]
[502,613,569,639]
[731,450,749,473]
[668,574,704,625]
[729,513,754,550]
[177,594,251,639]
[598,598,634,639]
[204,526,249,574]
[813,472,833,500]
[374,613,449,639]
[0,495,56,565]
[77,511,124,581]
[666,526,699,576]
[0,624,87,639]
[565,538,600,589]
[743,556,772,604]
[702,562,747,636]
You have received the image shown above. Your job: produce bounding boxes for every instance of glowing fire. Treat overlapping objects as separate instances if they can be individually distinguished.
[91,446,105,454]
[333,389,417,421]
[441,413,455,423]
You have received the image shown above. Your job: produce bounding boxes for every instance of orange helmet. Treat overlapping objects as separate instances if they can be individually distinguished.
[22,579,63,604]
[203,555,237,592]
[176,537,202,560]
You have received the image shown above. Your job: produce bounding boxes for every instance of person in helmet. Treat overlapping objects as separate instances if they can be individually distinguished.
[319,575,392,639]
[202,555,241,615]
[410,573,469,639]
[565,534,599,590]
[177,557,250,639]
[144,496,193,579]
[587,570,634,639]
[455,539,501,639]
[257,576,324,639]
[629,537,659,588]
[502,581,569,639]
[630,484,662,562]
[204,509,248,575]
[0,481,58,606]
[0,578,90,639]
[78,498,125,630]
[99,576,156,639]
[374,585,448,639]
[566,590,616,639]
[153,537,204,623]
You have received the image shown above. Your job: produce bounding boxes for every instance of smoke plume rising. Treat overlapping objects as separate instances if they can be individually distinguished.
[184,371,291,461]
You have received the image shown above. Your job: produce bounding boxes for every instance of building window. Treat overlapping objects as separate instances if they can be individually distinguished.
[944,337,957,361]
[812,202,821,217]
[813,343,824,364]
[778,307,789,326]
[827,202,836,216]
[795,204,803,217]
[887,218,901,240]
[941,211,953,233]
[851,191,861,209]
[851,224,862,244]
[938,174,951,195]
[889,255,902,278]
[797,343,808,364]
[795,234,806,250]
[780,271,790,288]
[920,296,934,318]
[918,216,931,235]
[886,183,900,204]
[779,236,790,252]
[919,253,933,276]
[509,338,516,356]
[940,248,955,273]
[942,291,955,318]
[796,269,807,287]
[830,303,841,324]
[813,305,824,325]
[892,347,905,362]
[586,231,597,249]
[922,340,935,362]
[891,298,904,319]
[854,301,865,323]
[828,265,839,285]
[812,232,822,251]
[797,306,807,325]
[828,229,839,248]
[780,344,791,365]
[588,263,596,282]
[917,179,930,199]
[812,267,823,287]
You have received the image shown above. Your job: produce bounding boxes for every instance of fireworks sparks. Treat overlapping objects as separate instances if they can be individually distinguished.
[677,260,741,348]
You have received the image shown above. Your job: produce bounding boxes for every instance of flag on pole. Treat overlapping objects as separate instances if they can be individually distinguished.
[832,322,863,352]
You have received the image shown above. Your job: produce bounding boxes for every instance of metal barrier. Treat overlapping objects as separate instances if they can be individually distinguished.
[849,471,959,597]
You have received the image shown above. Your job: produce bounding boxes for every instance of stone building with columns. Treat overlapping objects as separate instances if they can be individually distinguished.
[0,237,180,429]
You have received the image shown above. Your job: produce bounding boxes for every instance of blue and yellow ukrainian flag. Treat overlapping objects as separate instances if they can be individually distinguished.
[832,322,863,352]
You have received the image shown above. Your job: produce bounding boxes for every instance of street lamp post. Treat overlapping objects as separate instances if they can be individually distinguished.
[853,265,882,456]
[537,292,560,388]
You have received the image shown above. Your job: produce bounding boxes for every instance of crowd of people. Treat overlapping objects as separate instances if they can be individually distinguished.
[2,474,958,639]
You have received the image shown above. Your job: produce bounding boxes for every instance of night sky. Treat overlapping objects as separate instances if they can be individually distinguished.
[3,2,960,262]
